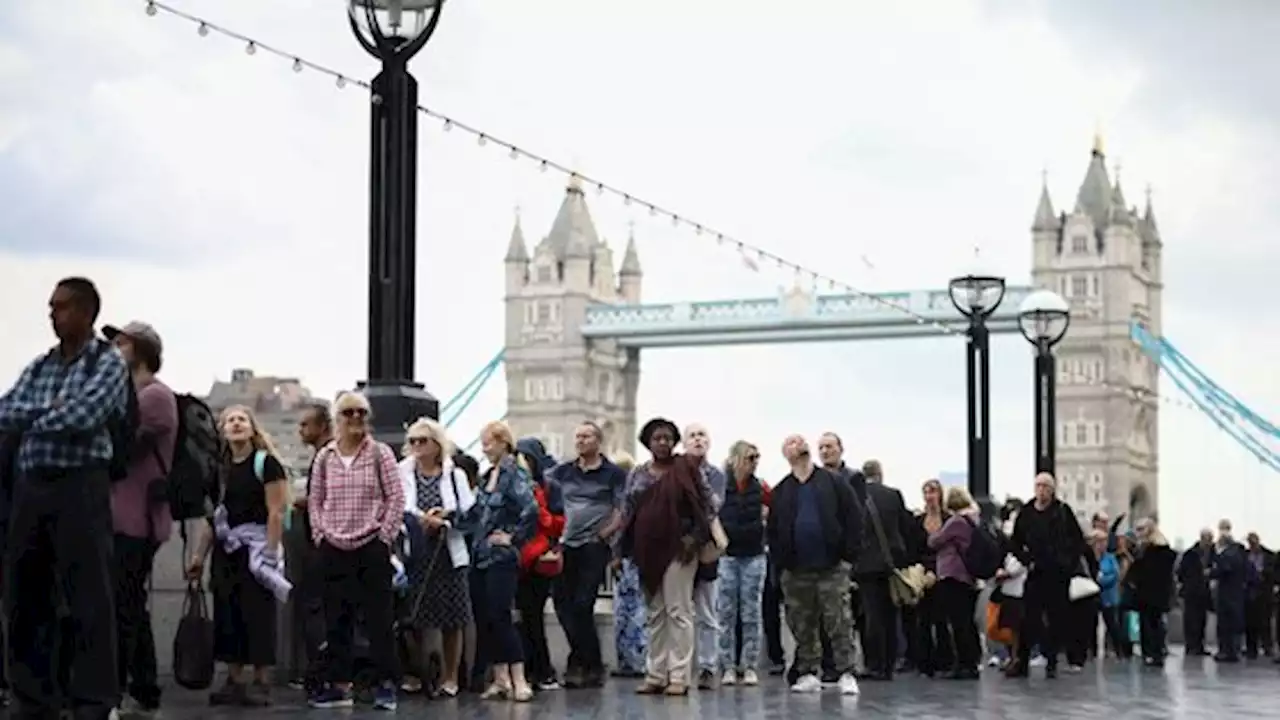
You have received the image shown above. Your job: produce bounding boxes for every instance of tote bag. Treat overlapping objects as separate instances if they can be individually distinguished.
[172,581,216,690]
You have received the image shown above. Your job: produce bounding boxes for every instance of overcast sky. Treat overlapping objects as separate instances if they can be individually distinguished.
[1,0,1276,541]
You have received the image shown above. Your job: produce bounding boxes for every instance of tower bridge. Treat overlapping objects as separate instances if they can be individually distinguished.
[500,140,1163,526]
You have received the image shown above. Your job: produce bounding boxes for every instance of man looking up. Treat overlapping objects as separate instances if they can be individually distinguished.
[552,421,627,689]
[0,277,129,720]
[768,435,860,696]
[683,423,725,689]
[815,431,866,681]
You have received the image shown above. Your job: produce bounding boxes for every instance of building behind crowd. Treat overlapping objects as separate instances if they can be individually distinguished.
[204,367,320,474]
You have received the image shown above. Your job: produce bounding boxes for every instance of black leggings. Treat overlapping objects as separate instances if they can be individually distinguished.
[516,574,554,683]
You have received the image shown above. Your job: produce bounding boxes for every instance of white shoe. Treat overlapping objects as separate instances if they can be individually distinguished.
[838,673,860,696]
[1030,655,1048,668]
[790,674,822,693]
[741,669,759,686]
[721,669,737,686]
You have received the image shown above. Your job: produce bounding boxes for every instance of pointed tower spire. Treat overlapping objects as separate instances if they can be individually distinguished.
[1032,170,1060,231]
[1143,184,1161,243]
[1075,133,1113,230]
[1108,161,1132,227]
[504,205,529,262]
[620,221,642,276]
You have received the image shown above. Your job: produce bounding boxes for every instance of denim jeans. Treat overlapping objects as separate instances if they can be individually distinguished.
[694,578,720,673]
[717,555,767,671]
[475,564,523,666]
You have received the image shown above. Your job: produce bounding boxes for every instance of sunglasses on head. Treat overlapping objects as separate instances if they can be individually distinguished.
[340,407,368,418]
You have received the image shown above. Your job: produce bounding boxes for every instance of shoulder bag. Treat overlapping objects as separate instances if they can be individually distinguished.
[864,492,925,606]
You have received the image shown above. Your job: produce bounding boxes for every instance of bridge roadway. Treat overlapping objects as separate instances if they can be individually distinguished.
[153,654,1276,718]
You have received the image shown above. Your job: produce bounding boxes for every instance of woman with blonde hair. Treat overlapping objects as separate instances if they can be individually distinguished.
[1128,518,1176,667]
[397,417,476,697]
[926,486,982,680]
[186,404,290,706]
[908,478,954,677]
[470,421,539,701]
[715,440,770,686]
[306,391,405,710]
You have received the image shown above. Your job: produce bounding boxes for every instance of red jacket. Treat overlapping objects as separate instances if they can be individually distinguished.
[519,483,566,573]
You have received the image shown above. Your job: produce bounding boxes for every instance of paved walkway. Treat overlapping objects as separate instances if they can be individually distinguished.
[142,654,1278,718]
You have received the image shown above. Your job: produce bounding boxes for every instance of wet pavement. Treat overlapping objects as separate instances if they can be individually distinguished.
[109,653,1280,719]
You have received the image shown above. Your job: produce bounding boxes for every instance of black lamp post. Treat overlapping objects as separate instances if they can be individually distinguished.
[949,273,1007,519]
[348,0,443,448]
[1017,289,1071,476]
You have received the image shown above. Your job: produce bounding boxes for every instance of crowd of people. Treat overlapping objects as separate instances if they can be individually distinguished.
[0,277,1276,720]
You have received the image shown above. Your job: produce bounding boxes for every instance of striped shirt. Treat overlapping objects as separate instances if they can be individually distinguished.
[0,338,128,472]
[308,436,404,550]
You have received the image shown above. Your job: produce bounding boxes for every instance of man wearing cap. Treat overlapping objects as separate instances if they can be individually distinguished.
[105,321,178,717]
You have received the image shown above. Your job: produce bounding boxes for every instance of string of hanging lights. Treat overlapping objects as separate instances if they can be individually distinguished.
[140,0,1212,422]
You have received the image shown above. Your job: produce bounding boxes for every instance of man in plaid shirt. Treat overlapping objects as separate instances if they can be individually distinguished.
[0,277,129,720]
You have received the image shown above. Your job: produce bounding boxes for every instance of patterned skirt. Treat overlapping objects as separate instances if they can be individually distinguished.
[407,536,473,631]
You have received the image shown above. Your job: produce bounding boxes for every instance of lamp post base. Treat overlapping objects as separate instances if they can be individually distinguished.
[355,379,439,457]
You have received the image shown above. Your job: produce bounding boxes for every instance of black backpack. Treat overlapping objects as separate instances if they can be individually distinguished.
[963,517,1004,580]
[164,394,225,522]
[76,341,137,483]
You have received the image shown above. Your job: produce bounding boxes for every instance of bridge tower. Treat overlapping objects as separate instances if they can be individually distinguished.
[502,179,642,460]
[1030,135,1163,525]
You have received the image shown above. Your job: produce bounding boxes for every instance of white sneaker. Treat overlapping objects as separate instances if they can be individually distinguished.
[838,673,860,695]
[741,669,759,686]
[790,674,822,693]
[1030,655,1048,668]
[721,669,737,686]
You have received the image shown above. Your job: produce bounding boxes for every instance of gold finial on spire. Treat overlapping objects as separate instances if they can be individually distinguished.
[1092,121,1105,156]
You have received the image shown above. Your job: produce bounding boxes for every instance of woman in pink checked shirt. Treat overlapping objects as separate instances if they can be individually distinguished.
[306,391,406,711]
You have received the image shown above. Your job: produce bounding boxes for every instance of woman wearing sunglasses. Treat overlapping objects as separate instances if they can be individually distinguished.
[714,441,771,687]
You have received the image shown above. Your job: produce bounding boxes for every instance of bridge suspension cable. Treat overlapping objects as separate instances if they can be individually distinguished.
[141,1,1266,471]
[439,350,504,428]
[1131,322,1280,472]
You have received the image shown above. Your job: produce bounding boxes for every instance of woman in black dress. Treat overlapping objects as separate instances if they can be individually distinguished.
[399,418,476,697]
[187,404,290,707]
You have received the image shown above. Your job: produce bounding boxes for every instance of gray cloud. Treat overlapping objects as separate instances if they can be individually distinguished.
[1013,0,1280,123]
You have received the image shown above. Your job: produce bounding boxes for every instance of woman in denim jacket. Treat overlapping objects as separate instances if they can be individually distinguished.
[1091,529,1127,659]
[469,421,539,702]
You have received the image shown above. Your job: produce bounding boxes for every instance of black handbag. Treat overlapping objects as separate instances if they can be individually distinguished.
[172,580,216,690]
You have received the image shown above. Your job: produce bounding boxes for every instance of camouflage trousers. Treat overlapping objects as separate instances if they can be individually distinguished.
[781,563,855,675]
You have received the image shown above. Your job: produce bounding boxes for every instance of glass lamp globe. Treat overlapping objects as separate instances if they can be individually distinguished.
[948,273,1007,318]
[1017,288,1070,346]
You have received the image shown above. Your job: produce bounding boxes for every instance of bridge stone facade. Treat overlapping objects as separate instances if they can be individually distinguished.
[502,139,1163,525]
